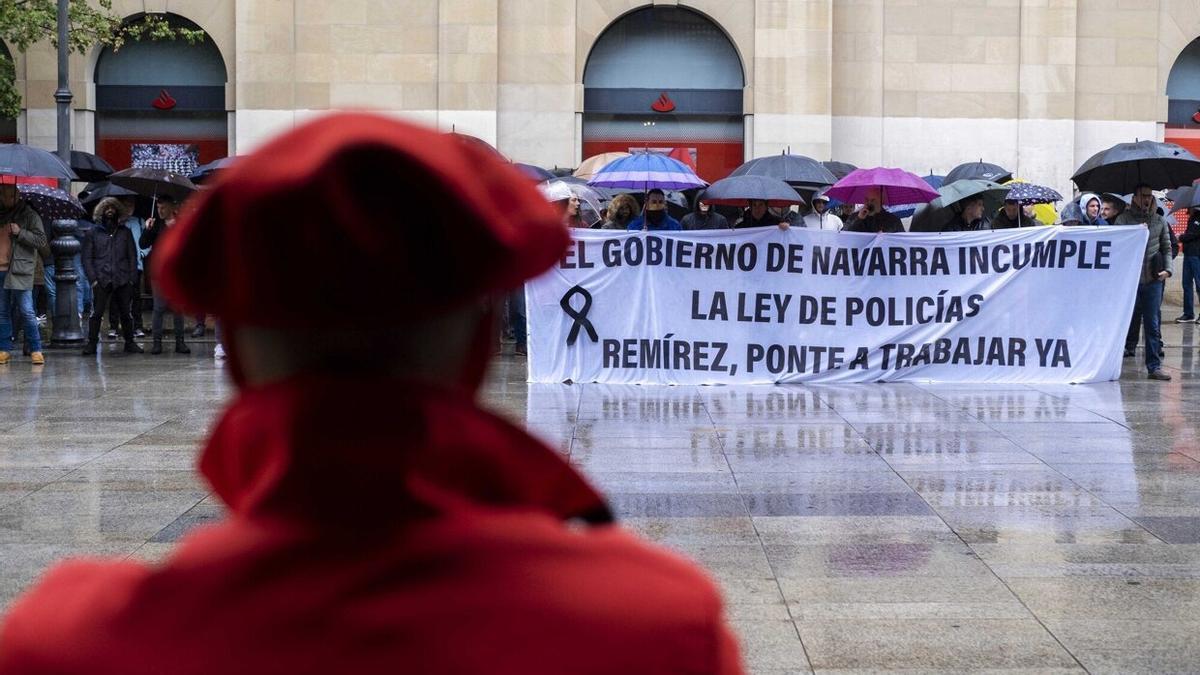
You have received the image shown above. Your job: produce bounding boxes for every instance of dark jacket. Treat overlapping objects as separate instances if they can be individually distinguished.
[0,200,47,291]
[941,214,990,232]
[83,199,138,287]
[1180,211,1200,257]
[681,211,730,230]
[1117,205,1175,284]
[734,211,782,229]
[990,209,1026,229]
[844,210,904,233]
[626,212,682,231]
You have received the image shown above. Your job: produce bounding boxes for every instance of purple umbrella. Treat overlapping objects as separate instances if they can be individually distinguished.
[825,167,941,206]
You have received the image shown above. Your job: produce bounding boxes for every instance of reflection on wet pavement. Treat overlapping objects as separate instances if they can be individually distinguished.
[3,322,1200,673]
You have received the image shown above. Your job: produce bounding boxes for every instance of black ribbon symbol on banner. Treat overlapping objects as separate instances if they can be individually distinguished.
[560,285,598,346]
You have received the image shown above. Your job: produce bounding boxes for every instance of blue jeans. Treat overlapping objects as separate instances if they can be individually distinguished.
[1135,280,1164,373]
[0,271,42,353]
[76,254,91,314]
[1183,255,1200,318]
[44,264,55,317]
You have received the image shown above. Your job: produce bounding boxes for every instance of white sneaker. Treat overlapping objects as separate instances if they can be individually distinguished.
[214,344,226,360]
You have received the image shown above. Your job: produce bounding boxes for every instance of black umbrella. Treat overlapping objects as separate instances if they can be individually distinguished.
[69,151,115,182]
[109,167,197,203]
[944,161,1013,184]
[822,160,857,180]
[0,144,77,181]
[79,181,138,207]
[1072,140,1200,193]
[189,156,237,184]
[514,163,555,182]
[701,175,806,207]
[730,154,837,189]
[17,183,86,221]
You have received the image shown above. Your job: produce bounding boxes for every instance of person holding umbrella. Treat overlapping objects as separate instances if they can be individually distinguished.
[138,196,191,355]
[736,199,786,229]
[941,196,991,231]
[0,180,48,365]
[81,198,142,356]
[1116,184,1174,381]
[681,197,730,230]
[627,189,682,231]
[844,188,904,233]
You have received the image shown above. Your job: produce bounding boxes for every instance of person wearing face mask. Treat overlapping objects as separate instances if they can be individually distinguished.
[626,188,682,231]
[681,197,730,230]
[603,193,639,230]
[735,199,787,230]
[802,191,843,231]
[0,113,745,675]
[941,196,991,232]
[1116,183,1174,381]
[844,187,904,233]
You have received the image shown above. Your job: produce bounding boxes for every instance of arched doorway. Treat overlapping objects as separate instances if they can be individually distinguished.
[94,14,228,172]
[582,7,744,182]
[0,41,18,143]
[1166,38,1200,228]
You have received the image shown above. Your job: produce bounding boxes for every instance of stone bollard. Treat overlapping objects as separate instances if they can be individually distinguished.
[49,218,84,346]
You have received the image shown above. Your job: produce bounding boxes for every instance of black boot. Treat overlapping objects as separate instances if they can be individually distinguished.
[150,339,163,355]
[124,340,144,354]
[82,341,97,356]
[175,339,191,355]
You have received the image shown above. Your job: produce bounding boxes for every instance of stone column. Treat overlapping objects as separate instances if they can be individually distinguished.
[48,219,84,347]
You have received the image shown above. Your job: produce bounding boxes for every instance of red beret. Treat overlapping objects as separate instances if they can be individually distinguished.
[152,112,568,329]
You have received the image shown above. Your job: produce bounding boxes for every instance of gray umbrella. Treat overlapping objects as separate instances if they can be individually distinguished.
[702,175,806,207]
[1170,186,1200,212]
[910,179,1010,232]
[0,144,77,181]
[822,160,857,180]
[730,154,838,189]
[1072,140,1200,193]
[944,161,1013,184]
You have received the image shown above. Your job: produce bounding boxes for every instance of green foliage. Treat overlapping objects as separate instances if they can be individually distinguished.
[0,0,205,119]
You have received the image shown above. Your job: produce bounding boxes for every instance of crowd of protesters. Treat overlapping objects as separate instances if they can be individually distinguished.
[2,157,1196,384]
[535,178,1197,382]
[0,184,224,366]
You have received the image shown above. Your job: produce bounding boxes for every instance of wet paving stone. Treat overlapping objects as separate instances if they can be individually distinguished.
[2,325,1200,672]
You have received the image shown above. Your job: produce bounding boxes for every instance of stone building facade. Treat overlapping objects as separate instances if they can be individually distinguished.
[5,0,1200,193]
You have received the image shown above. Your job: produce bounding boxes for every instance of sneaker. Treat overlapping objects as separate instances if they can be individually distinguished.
[134,328,146,338]
[1175,315,1196,323]
[214,344,226,360]
[192,325,205,338]
[106,329,118,340]
[81,342,97,356]
[123,341,144,354]
[1123,349,1136,358]
[35,314,47,327]
[175,340,191,355]
[0,351,9,365]
[1149,370,1172,381]
[30,351,44,365]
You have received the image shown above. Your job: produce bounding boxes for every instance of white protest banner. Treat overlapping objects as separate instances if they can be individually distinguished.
[525,226,1148,384]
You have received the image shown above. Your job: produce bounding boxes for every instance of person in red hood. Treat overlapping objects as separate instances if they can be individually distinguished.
[0,113,744,675]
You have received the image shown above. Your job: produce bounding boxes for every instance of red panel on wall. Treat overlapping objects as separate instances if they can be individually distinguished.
[582,140,743,184]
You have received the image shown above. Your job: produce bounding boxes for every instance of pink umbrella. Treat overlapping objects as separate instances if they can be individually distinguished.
[825,167,941,206]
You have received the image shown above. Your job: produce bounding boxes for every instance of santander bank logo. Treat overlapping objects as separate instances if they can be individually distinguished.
[1192,108,1200,124]
[152,89,177,111]
[651,92,676,113]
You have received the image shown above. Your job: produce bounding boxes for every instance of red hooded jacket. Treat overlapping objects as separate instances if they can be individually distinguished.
[0,376,743,674]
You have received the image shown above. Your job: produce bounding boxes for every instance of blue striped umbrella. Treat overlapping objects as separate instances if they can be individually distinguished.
[587,152,707,191]
[1005,182,1062,205]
